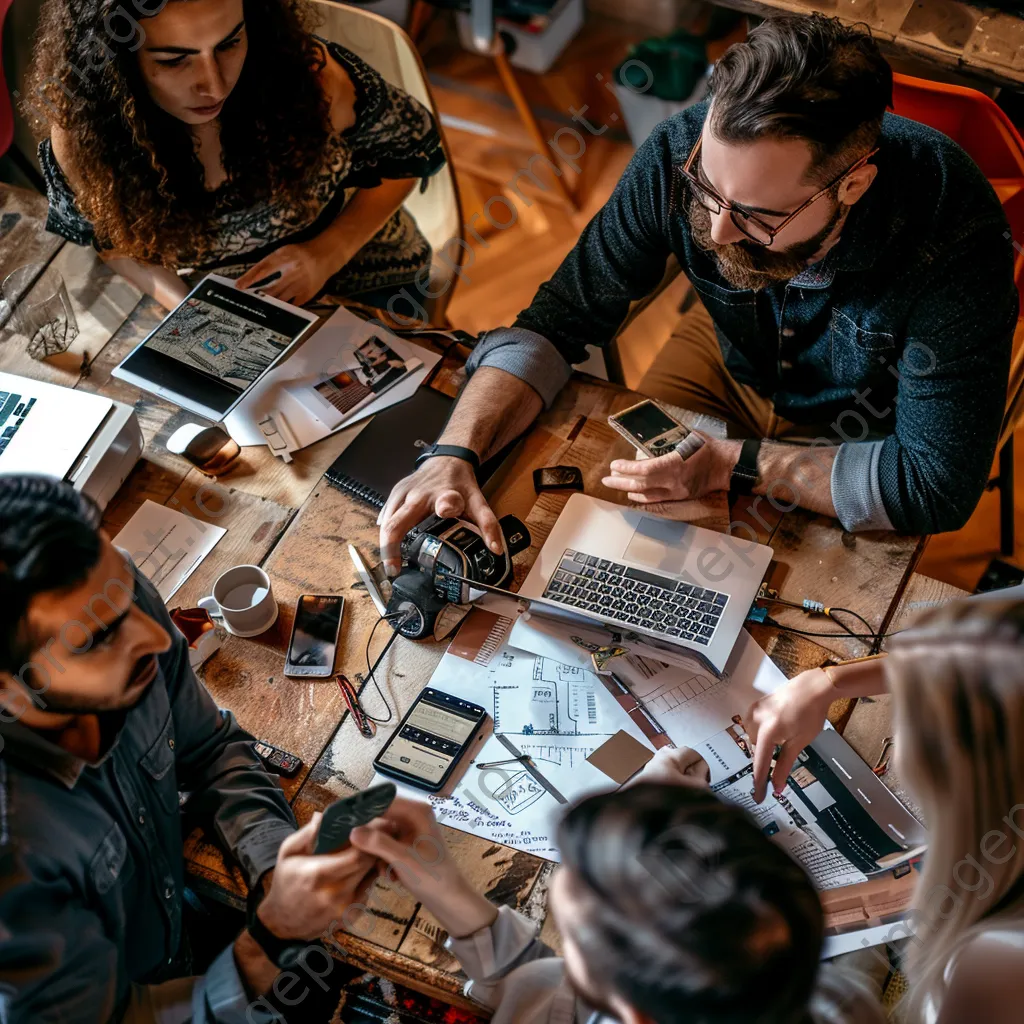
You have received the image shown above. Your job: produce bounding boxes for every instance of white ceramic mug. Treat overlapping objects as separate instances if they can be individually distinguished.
[198,565,278,637]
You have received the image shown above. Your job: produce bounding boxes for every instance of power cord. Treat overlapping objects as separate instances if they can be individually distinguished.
[341,609,415,730]
[752,594,897,650]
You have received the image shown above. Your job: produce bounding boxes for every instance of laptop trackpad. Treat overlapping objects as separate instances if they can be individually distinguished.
[623,516,693,575]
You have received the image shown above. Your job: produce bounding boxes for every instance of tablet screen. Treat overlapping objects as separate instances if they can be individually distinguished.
[116,277,314,418]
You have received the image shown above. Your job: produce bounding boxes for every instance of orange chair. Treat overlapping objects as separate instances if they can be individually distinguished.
[892,73,1024,556]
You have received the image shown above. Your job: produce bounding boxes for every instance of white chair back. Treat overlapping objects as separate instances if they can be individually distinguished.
[311,0,464,321]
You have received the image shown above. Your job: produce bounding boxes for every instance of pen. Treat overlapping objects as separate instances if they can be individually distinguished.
[348,543,388,617]
[245,270,282,290]
[609,672,669,737]
[494,734,567,804]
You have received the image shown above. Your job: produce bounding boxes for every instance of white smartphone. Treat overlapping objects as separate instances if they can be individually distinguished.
[608,399,694,458]
[284,594,344,678]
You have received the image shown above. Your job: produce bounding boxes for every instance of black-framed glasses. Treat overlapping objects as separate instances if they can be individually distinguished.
[679,135,879,247]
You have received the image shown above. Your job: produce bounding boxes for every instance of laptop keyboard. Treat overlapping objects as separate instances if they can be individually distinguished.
[542,548,728,646]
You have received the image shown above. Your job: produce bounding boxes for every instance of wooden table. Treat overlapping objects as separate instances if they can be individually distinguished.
[710,0,1024,89]
[1,182,934,1007]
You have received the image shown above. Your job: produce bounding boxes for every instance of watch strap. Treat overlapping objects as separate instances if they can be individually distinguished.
[416,444,481,470]
[246,882,303,969]
[730,439,762,496]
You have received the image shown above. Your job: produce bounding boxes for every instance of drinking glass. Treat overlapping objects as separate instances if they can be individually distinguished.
[1,263,79,359]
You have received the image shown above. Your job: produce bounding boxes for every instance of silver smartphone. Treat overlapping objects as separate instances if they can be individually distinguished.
[608,399,692,457]
[284,594,344,678]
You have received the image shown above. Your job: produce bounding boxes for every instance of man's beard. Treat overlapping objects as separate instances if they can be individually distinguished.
[39,653,159,717]
[687,195,847,291]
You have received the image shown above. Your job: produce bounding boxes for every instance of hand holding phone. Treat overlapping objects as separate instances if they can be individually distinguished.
[608,400,700,459]
[314,782,398,855]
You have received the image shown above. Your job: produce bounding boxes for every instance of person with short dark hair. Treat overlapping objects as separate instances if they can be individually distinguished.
[351,785,886,1024]
[0,475,375,1021]
[380,13,1017,566]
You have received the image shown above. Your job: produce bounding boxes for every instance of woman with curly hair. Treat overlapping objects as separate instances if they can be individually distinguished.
[25,0,446,311]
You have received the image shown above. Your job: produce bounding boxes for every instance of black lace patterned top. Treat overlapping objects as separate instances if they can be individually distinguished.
[38,39,446,303]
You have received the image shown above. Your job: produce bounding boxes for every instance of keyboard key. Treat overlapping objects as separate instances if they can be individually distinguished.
[560,559,584,575]
[714,594,728,606]
[573,551,587,563]
[597,559,611,570]
[676,583,695,596]
[640,619,655,629]
[666,627,682,636]
[586,555,599,566]
[624,566,674,588]
[582,567,596,578]
[694,634,710,645]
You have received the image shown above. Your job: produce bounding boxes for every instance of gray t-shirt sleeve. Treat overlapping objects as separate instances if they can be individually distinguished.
[465,326,573,409]
[831,441,895,533]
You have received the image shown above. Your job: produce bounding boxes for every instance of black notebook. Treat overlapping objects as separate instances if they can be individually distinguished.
[324,387,454,509]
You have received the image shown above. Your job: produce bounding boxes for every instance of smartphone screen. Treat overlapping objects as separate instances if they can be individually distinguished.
[614,401,682,442]
[285,594,344,677]
[374,688,486,791]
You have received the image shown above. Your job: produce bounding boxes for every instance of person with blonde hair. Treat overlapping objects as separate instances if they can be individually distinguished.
[747,597,1024,1023]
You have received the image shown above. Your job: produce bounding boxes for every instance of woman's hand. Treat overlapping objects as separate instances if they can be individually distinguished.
[350,798,497,939]
[746,668,835,803]
[235,242,334,306]
[601,436,740,503]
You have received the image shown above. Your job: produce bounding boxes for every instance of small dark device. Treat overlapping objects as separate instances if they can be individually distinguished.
[385,514,531,640]
[253,740,302,777]
[285,594,344,678]
[313,782,398,854]
[373,688,487,792]
[533,465,584,493]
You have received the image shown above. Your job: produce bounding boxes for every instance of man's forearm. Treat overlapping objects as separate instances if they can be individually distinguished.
[733,439,838,518]
[438,367,544,460]
[233,929,280,998]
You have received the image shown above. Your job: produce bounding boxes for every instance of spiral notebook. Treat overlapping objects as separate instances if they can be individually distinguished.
[324,387,454,509]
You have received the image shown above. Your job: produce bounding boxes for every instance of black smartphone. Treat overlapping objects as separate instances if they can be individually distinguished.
[314,782,397,855]
[285,594,344,678]
[373,688,487,793]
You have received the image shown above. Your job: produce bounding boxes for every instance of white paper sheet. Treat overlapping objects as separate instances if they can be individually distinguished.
[378,644,654,860]
[113,500,226,600]
[223,306,440,449]
[508,619,785,749]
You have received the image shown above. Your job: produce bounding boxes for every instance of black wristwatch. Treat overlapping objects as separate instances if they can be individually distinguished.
[730,439,762,496]
[246,879,306,970]
[415,443,481,471]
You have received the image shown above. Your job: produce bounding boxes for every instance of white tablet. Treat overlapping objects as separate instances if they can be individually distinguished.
[112,274,319,422]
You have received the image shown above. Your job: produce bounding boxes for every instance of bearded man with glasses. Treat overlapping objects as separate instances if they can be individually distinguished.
[379,13,1016,570]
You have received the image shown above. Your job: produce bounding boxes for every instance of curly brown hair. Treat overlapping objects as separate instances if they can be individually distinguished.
[24,0,331,265]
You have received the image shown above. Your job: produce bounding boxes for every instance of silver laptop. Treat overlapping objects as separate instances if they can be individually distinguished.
[515,494,774,675]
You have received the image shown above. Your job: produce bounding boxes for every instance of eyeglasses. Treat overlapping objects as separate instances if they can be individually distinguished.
[679,135,879,247]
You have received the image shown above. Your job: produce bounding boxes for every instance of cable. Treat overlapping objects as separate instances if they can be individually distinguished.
[756,595,882,649]
[761,615,902,643]
[355,610,413,725]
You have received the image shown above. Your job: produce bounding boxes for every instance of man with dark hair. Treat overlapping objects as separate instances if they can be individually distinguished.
[380,13,1017,556]
[350,784,885,1024]
[0,475,375,1021]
